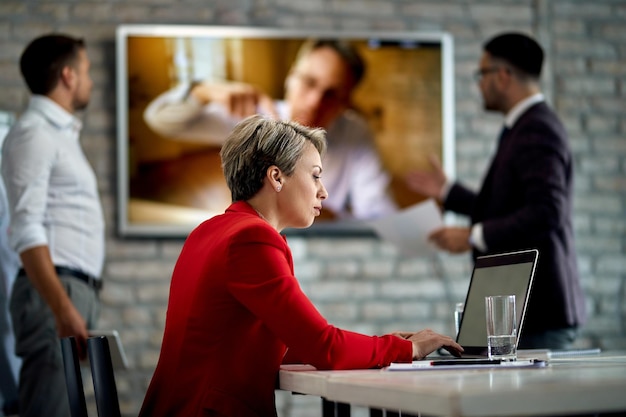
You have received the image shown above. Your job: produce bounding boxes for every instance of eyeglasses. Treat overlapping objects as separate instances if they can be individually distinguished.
[473,66,501,82]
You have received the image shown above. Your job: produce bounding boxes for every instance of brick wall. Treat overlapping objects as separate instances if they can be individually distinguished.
[0,1,624,416]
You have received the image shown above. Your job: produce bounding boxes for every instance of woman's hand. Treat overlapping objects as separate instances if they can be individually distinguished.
[393,329,463,359]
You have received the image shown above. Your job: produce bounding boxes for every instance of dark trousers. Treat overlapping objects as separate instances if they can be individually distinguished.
[518,327,579,350]
[9,274,99,417]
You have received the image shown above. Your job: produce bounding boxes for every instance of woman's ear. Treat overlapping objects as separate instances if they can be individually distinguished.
[268,166,283,192]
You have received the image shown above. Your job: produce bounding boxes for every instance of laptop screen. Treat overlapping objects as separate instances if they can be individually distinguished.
[456,249,538,356]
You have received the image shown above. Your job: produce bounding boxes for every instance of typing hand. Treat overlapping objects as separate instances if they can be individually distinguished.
[440,345,463,358]
[395,329,463,360]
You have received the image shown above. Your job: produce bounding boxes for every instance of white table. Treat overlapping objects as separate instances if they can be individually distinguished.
[279,353,626,416]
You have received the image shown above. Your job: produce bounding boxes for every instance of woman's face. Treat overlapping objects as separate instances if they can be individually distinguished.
[278,142,328,229]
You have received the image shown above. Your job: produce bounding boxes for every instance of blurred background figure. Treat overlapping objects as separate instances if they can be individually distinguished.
[0,112,20,417]
[405,32,586,350]
[144,39,397,220]
[1,34,105,417]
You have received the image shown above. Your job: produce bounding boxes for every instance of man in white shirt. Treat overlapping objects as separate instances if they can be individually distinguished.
[144,39,397,220]
[1,34,105,417]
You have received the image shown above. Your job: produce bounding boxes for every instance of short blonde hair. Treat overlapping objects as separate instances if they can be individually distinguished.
[220,115,327,202]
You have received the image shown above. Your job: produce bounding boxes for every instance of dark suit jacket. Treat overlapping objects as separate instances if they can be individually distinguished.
[139,201,411,417]
[445,101,586,335]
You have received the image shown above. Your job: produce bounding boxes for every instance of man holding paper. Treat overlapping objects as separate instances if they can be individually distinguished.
[405,32,586,350]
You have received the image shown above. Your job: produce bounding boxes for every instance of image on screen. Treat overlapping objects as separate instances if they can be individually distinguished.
[116,25,454,237]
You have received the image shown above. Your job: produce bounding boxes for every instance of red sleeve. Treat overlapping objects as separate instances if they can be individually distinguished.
[226,224,412,370]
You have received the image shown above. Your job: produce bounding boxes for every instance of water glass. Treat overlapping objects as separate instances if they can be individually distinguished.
[454,302,464,337]
[485,295,517,361]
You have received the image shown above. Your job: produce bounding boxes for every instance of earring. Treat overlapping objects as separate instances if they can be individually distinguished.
[276,186,282,192]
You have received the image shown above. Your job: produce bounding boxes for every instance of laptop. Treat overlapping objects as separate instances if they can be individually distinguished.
[445,249,539,359]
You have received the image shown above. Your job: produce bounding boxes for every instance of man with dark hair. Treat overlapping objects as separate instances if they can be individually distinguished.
[406,32,586,349]
[1,33,104,417]
[144,39,397,220]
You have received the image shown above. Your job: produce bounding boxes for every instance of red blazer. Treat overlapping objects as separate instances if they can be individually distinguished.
[139,201,411,417]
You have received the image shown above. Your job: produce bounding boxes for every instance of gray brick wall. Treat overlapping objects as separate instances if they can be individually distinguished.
[1,1,624,416]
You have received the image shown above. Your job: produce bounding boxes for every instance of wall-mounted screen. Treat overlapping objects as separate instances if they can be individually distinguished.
[116,24,455,237]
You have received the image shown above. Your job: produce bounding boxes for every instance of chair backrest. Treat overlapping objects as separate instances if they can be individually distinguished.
[60,336,89,417]
[87,336,122,417]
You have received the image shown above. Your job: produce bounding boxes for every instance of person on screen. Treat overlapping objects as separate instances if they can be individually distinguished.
[138,115,462,417]
[1,34,105,417]
[143,39,397,220]
[404,33,586,350]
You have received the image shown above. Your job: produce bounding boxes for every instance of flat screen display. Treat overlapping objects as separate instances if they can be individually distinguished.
[456,250,538,355]
[116,25,455,237]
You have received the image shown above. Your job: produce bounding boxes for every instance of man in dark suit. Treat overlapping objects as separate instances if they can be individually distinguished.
[406,32,586,349]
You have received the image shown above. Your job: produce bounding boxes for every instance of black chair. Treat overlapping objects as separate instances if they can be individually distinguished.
[87,336,122,417]
[60,336,89,417]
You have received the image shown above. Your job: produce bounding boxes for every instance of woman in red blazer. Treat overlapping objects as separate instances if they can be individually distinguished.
[139,115,462,417]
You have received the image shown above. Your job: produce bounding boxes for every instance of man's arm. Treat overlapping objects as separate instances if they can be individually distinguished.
[143,81,278,145]
[143,82,233,144]
[19,246,89,355]
[405,154,482,253]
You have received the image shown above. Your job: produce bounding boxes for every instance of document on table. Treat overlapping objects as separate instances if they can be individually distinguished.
[366,199,442,257]
[386,359,547,371]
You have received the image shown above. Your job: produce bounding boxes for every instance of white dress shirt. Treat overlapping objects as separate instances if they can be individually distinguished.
[143,83,397,220]
[1,96,105,278]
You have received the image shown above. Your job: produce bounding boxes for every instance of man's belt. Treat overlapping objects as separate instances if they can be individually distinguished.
[18,266,102,291]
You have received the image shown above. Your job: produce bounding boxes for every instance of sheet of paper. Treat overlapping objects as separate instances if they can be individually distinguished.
[86,330,129,370]
[366,199,442,257]
[386,359,546,371]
